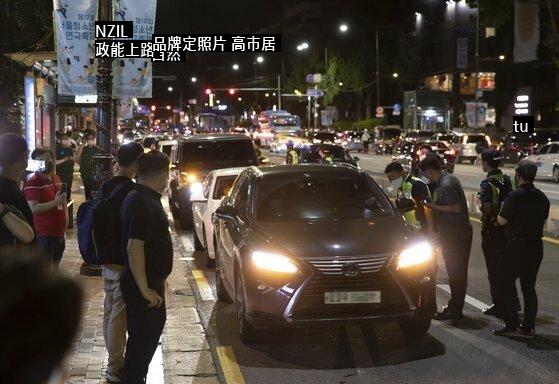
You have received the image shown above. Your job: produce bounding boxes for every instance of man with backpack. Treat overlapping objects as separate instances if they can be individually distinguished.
[98,142,144,383]
[477,149,518,318]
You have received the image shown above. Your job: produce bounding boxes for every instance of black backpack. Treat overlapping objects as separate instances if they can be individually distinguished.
[77,182,130,265]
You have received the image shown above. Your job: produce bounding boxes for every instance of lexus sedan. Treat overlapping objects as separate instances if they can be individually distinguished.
[212,164,437,343]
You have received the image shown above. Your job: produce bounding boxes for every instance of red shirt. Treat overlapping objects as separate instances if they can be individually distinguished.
[23,173,66,237]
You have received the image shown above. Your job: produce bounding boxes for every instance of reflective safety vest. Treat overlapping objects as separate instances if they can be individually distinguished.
[324,156,333,164]
[481,172,512,229]
[399,174,431,229]
[286,149,299,164]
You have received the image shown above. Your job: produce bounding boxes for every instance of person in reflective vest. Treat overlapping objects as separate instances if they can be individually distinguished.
[385,161,432,233]
[318,147,334,164]
[285,141,299,164]
[477,149,518,317]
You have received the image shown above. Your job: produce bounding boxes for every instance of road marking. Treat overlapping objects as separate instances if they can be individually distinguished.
[437,284,489,311]
[192,269,216,301]
[216,346,246,384]
[346,325,374,377]
[146,341,164,384]
[469,216,559,245]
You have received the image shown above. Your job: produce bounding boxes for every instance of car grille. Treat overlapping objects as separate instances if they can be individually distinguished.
[290,270,410,321]
[305,253,393,275]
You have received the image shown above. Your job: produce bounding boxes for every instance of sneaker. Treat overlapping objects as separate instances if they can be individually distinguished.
[493,326,520,337]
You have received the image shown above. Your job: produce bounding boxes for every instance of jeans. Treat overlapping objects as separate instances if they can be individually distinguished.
[440,227,473,317]
[120,269,166,384]
[36,236,65,269]
[501,239,543,330]
[102,264,127,380]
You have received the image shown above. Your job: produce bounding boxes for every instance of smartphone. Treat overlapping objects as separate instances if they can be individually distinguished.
[27,159,45,172]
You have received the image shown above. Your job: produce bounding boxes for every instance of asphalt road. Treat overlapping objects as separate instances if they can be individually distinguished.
[171,161,559,384]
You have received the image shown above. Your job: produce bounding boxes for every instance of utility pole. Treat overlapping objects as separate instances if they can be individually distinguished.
[277,74,282,109]
[96,0,114,153]
[375,30,381,111]
[474,0,481,131]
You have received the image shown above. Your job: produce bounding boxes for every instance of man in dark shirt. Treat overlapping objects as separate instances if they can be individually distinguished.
[420,156,472,324]
[76,133,104,200]
[98,142,143,383]
[494,160,550,337]
[55,132,75,199]
[477,149,516,317]
[120,150,172,383]
[0,133,35,246]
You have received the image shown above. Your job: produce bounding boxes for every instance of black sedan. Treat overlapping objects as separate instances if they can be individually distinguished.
[212,165,437,343]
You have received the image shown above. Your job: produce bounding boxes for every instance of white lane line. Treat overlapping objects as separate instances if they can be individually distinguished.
[146,341,164,384]
[437,284,490,311]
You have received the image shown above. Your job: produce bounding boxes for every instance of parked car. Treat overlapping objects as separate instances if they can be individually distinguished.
[191,167,247,267]
[524,141,559,182]
[500,130,559,165]
[169,134,260,229]
[212,165,437,343]
[299,144,359,167]
[392,141,456,174]
[343,131,364,152]
[456,133,491,164]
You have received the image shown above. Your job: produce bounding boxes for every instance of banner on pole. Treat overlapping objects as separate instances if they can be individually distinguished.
[118,97,134,119]
[514,0,540,63]
[465,102,488,128]
[53,0,99,96]
[112,0,157,98]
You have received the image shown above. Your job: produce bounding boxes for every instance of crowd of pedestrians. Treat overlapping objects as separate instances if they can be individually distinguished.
[0,131,173,384]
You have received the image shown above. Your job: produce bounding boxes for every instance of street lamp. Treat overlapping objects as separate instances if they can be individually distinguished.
[339,23,349,33]
[191,76,197,83]
[498,54,506,61]
[256,56,264,63]
[232,63,239,71]
[167,86,173,92]
[297,42,309,51]
[392,72,399,78]
[166,105,171,110]
[237,97,242,101]
[338,82,343,86]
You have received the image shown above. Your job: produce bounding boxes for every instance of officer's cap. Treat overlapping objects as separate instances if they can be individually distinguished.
[481,149,501,163]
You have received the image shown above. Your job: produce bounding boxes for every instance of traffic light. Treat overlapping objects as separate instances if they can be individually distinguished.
[205,88,212,95]
[228,88,236,95]
[150,105,156,111]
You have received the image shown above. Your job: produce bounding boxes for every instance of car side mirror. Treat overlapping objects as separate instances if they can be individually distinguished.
[214,205,238,221]
[395,197,416,213]
[353,156,360,162]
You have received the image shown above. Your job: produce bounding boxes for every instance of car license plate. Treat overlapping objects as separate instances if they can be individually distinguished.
[324,291,381,304]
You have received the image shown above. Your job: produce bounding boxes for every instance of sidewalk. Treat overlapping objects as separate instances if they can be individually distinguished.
[59,179,218,384]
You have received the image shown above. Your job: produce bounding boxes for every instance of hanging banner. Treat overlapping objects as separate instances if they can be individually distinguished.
[112,0,157,98]
[465,102,488,128]
[118,97,134,119]
[514,0,540,63]
[53,0,98,96]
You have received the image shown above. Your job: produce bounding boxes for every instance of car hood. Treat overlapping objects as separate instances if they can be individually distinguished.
[249,215,407,259]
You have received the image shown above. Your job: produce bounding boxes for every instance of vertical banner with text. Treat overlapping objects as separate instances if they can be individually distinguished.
[514,0,540,63]
[465,102,488,128]
[53,0,98,96]
[112,0,157,98]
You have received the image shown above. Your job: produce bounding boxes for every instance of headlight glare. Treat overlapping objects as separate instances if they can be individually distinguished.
[251,251,298,274]
[397,242,433,269]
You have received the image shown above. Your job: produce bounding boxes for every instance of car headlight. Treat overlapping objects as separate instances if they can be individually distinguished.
[397,242,433,269]
[251,250,298,274]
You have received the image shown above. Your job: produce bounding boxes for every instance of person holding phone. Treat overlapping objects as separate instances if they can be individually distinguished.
[23,148,68,269]
[55,132,75,200]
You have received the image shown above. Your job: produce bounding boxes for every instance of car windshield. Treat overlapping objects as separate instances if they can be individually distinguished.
[436,134,457,142]
[313,132,337,141]
[466,135,486,143]
[383,128,401,138]
[181,140,257,167]
[256,175,392,222]
[213,175,238,199]
[347,132,361,138]
[302,145,350,163]
[418,131,434,139]
[272,116,298,126]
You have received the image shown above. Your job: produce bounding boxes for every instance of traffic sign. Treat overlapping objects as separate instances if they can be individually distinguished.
[392,103,401,116]
[307,88,324,97]
[306,73,322,84]
[375,106,384,118]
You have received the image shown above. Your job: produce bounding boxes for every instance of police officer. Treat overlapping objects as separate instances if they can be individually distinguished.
[477,149,517,317]
[318,146,334,164]
[285,141,299,164]
[494,160,550,337]
[385,161,432,233]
